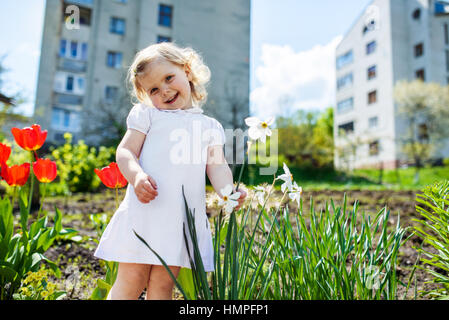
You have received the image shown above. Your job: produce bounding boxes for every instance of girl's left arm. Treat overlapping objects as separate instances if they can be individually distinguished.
[206,145,247,209]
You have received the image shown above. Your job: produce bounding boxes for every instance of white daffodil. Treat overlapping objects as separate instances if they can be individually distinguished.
[254,185,266,206]
[244,116,275,143]
[218,184,241,214]
[276,162,294,193]
[288,182,303,206]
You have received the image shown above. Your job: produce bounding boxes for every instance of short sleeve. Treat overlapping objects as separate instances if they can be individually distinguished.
[126,104,151,134]
[207,118,226,146]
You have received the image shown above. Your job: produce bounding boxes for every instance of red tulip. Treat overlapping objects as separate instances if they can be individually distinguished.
[94,162,128,188]
[1,162,30,187]
[11,124,47,151]
[0,143,11,167]
[33,158,57,183]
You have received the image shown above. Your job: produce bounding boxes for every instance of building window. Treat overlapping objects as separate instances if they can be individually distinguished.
[337,97,354,114]
[63,4,92,26]
[81,43,88,60]
[110,17,126,35]
[52,107,80,132]
[412,8,421,20]
[336,50,353,69]
[368,90,377,104]
[337,73,353,90]
[338,121,354,135]
[70,41,77,58]
[157,35,172,43]
[369,141,380,156]
[66,76,74,92]
[366,41,377,55]
[158,4,173,27]
[435,1,449,15]
[416,69,425,81]
[367,65,377,80]
[414,43,424,57]
[105,86,119,103]
[59,39,67,57]
[107,52,122,68]
[445,23,449,45]
[369,116,378,128]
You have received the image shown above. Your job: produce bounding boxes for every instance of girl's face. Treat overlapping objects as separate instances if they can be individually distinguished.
[138,58,193,110]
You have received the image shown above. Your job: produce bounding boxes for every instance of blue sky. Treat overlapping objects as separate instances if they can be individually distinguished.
[0,0,372,118]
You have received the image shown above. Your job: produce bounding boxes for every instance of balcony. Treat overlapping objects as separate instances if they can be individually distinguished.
[58,58,87,73]
[54,93,83,106]
[64,0,93,8]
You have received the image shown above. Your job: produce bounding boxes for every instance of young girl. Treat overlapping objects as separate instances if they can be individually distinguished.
[94,42,247,300]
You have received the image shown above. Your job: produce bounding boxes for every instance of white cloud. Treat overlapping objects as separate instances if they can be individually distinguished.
[250,35,343,119]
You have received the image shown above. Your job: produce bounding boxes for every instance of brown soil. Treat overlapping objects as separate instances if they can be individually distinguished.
[32,188,440,300]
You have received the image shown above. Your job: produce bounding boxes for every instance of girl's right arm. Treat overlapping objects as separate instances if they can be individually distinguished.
[116,129,158,203]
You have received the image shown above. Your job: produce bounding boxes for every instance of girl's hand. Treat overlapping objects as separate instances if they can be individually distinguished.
[234,188,247,211]
[133,172,158,203]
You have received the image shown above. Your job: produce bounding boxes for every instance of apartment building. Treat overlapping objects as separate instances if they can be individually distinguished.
[34,0,250,146]
[334,0,449,169]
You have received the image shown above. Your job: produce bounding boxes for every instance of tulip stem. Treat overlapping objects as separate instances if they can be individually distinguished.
[27,167,34,218]
[37,183,46,220]
[11,186,18,214]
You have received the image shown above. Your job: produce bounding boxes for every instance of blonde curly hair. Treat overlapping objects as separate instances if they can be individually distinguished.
[128,42,211,107]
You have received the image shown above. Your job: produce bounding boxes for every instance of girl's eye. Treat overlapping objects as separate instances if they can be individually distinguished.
[150,88,158,94]
[166,75,173,81]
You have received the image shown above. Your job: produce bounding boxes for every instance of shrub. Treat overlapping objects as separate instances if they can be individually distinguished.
[413,180,449,299]
[47,133,115,195]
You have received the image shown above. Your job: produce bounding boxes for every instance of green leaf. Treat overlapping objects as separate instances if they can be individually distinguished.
[177,267,196,300]
[0,264,18,283]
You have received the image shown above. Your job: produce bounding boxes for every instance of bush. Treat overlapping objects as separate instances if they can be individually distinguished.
[413,180,449,299]
[47,133,116,195]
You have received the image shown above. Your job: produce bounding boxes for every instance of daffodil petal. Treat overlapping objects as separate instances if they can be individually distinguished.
[248,127,262,140]
[244,117,261,127]
[229,192,241,200]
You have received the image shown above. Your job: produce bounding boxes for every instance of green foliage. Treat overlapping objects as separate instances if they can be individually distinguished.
[47,132,115,195]
[276,107,334,169]
[262,198,408,299]
[136,184,408,300]
[0,188,74,300]
[88,212,118,300]
[13,267,66,300]
[413,181,449,299]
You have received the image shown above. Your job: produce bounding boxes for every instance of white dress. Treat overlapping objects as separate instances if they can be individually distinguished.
[94,103,225,272]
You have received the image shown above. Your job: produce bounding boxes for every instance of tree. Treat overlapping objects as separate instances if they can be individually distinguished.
[81,91,130,148]
[276,107,334,169]
[394,80,449,182]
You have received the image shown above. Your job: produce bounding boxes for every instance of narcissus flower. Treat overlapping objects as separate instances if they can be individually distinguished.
[33,158,57,183]
[254,185,266,206]
[276,162,294,192]
[11,124,47,151]
[244,116,274,143]
[218,184,241,214]
[1,162,30,187]
[288,182,303,206]
[0,142,11,165]
[94,162,128,188]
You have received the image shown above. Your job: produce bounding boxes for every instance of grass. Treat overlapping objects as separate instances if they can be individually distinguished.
[214,164,449,191]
